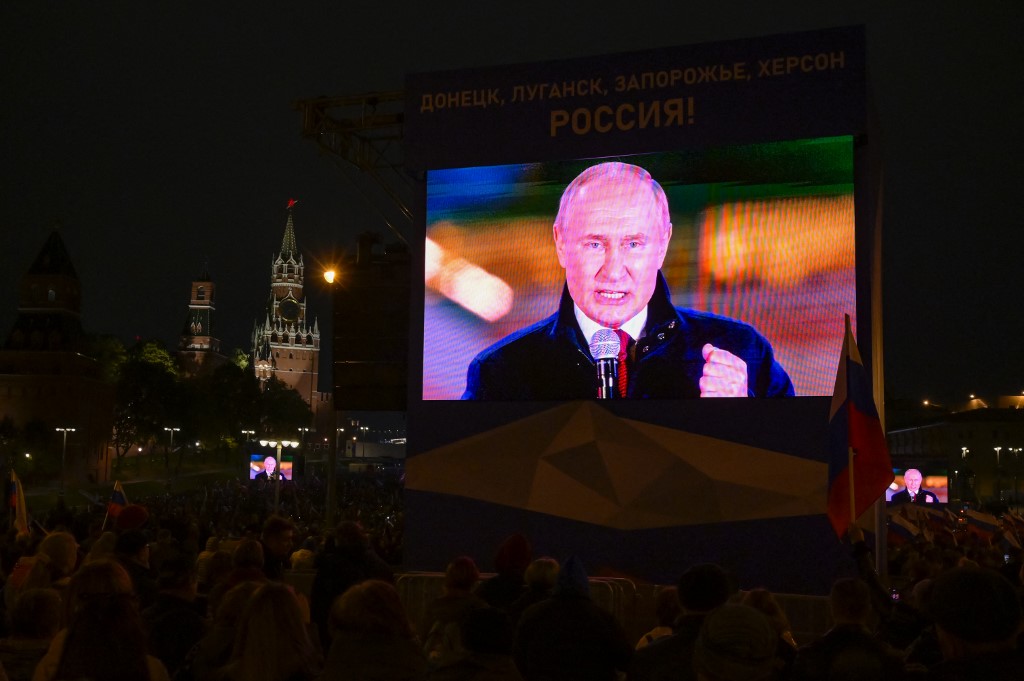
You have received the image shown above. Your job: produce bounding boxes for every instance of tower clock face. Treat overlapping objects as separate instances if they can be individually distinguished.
[279,298,300,323]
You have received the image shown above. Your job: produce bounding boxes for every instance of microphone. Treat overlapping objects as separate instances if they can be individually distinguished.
[589,328,621,399]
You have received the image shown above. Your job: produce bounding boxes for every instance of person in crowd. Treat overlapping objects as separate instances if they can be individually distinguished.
[205,539,266,617]
[428,607,523,681]
[507,557,560,627]
[178,581,262,681]
[115,528,159,609]
[198,549,233,600]
[195,536,221,583]
[635,586,681,650]
[215,581,321,681]
[628,562,736,681]
[463,161,794,400]
[923,566,1023,680]
[790,577,905,681]
[141,553,207,678]
[741,588,798,678]
[475,533,531,612]
[259,515,295,581]
[289,548,315,571]
[693,604,779,681]
[114,503,151,533]
[4,533,78,620]
[422,556,487,668]
[514,555,632,681]
[310,520,395,649]
[322,579,427,681]
[0,589,62,681]
[83,531,118,565]
[32,558,170,681]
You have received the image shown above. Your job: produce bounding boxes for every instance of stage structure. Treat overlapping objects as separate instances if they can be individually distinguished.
[401,27,883,595]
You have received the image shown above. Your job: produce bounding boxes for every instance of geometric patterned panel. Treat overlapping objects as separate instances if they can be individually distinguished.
[406,401,826,529]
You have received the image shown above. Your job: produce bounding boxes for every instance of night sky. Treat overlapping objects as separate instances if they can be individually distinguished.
[2,2,1021,404]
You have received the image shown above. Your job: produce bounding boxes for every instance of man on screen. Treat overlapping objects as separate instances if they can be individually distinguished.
[890,469,938,505]
[255,455,287,481]
[463,162,793,400]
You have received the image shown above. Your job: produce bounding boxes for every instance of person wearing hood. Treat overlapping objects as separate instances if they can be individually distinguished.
[475,534,532,611]
[513,555,632,681]
[310,521,394,649]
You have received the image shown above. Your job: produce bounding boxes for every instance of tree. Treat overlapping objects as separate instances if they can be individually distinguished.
[181,360,261,464]
[112,339,182,467]
[258,377,313,437]
[85,334,127,385]
[231,347,250,370]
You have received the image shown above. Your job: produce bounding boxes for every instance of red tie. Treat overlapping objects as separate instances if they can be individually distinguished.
[614,329,630,398]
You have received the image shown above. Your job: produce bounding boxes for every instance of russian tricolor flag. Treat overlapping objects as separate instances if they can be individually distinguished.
[962,509,1000,542]
[887,511,921,547]
[107,481,128,517]
[8,471,28,536]
[827,315,894,538]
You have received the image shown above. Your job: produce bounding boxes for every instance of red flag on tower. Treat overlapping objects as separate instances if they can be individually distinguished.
[826,315,894,537]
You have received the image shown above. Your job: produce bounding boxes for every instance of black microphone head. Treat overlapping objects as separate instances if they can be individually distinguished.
[589,328,621,360]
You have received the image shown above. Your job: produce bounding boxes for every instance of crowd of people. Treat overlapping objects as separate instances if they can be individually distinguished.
[0,470,1019,680]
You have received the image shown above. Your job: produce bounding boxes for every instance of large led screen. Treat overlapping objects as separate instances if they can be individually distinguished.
[423,136,855,401]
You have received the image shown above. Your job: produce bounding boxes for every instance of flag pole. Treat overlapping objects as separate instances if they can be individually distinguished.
[848,446,856,531]
[101,480,115,531]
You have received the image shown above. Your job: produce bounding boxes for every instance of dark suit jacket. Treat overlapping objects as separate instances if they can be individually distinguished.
[889,489,938,505]
[464,272,794,400]
[254,470,287,481]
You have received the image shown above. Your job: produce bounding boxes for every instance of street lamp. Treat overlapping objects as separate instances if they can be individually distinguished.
[995,446,1003,505]
[164,427,180,477]
[1011,447,1024,511]
[259,439,299,514]
[55,427,75,499]
[323,266,341,527]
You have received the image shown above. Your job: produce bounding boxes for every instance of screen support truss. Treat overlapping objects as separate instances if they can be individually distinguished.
[293,91,411,241]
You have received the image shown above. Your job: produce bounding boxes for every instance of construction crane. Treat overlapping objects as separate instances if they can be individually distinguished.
[293,91,411,243]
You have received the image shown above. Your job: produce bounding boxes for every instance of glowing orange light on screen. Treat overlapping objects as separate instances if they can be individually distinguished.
[699,195,855,289]
[424,237,513,322]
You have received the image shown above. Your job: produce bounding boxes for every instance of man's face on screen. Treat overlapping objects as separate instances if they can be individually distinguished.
[555,176,670,328]
[904,469,922,493]
[264,457,277,474]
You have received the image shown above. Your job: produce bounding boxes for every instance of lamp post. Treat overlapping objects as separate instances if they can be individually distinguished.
[960,447,970,503]
[55,427,75,499]
[259,439,299,514]
[163,427,179,476]
[323,267,340,527]
[1011,447,1023,511]
[994,446,1003,507]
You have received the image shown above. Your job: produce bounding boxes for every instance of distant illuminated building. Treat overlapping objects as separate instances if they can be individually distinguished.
[251,201,322,407]
[888,396,1024,508]
[177,268,227,376]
